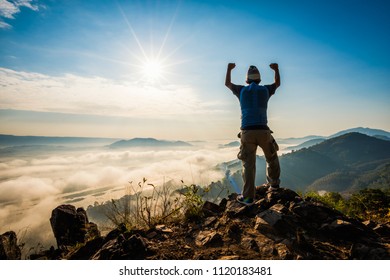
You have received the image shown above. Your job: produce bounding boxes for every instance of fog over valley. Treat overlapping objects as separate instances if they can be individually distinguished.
[0,138,242,247]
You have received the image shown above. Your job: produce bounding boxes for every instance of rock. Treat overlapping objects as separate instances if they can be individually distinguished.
[146,231,158,239]
[255,207,297,237]
[202,201,222,216]
[218,255,240,260]
[254,216,277,236]
[104,223,127,242]
[0,231,21,260]
[218,198,228,211]
[350,243,390,260]
[363,220,377,228]
[274,242,293,260]
[292,201,340,229]
[92,239,117,260]
[256,208,283,228]
[269,203,289,214]
[29,246,62,260]
[320,219,367,241]
[203,216,218,227]
[92,234,147,260]
[43,189,390,260]
[225,221,242,241]
[50,204,100,248]
[260,187,302,206]
[241,237,260,252]
[255,184,269,196]
[155,225,173,233]
[195,231,223,247]
[68,237,104,260]
[125,234,148,253]
[373,223,390,240]
[225,200,252,217]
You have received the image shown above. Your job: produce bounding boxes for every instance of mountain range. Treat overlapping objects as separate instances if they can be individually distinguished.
[286,127,390,151]
[108,138,192,148]
[0,134,192,149]
[222,132,390,194]
[0,134,117,147]
[329,127,390,138]
[1,127,388,149]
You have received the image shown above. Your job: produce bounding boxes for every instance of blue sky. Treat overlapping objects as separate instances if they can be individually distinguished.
[0,0,389,140]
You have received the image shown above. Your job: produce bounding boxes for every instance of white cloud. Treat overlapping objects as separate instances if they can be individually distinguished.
[0,20,11,28]
[0,0,19,19]
[0,0,39,28]
[0,175,59,203]
[0,67,217,119]
[0,145,238,238]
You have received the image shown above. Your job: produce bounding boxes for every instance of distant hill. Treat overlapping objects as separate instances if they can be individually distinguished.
[307,163,390,193]
[329,127,390,139]
[0,134,117,147]
[310,132,390,165]
[287,138,325,151]
[277,127,389,149]
[220,132,390,193]
[281,133,390,191]
[277,135,323,145]
[219,141,240,148]
[374,135,390,141]
[109,138,192,148]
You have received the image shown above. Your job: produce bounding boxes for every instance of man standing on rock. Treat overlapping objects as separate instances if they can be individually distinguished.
[225,62,281,205]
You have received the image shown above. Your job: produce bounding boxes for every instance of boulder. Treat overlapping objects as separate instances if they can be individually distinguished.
[68,237,104,260]
[256,186,302,206]
[202,201,223,216]
[0,231,21,260]
[373,223,390,240]
[319,219,371,241]
[350,243,390,260]
[50,204,100,248]
[255,204,296,235]
[92,234,148,260]
[195,230,223,247]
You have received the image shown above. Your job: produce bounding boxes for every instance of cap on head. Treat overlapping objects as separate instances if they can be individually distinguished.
[246,65,261,84]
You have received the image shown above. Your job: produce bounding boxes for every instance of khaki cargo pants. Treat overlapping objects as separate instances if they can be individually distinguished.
[238,129,281,199]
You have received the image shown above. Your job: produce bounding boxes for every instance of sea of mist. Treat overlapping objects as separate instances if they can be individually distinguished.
[0,140,246,251]
[0,134,297,256]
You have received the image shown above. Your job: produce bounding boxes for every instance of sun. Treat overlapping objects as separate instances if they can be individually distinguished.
[142,58,164,81]
[117,3,184,84]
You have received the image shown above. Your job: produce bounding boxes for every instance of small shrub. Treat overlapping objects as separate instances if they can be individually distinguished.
[345,188,390,222]
[180,183,204,221]
[304,188,390,223]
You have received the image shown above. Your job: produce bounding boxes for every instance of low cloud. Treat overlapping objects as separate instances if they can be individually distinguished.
[0,144,239,251]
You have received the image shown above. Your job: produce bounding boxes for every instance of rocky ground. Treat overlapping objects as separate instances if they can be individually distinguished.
[1,186,389,260]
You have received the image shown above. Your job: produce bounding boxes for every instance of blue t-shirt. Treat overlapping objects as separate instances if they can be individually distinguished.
[230,82,276,129]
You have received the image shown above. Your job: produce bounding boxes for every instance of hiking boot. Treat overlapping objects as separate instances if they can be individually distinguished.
[236,195,254,206]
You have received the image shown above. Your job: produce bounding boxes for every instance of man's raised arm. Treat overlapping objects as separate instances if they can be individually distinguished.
[225,63,236,90]
[270,63,280,89]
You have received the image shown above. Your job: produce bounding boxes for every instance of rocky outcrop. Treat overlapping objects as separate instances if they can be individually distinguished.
[38,187,389,260]
[0,231,21,260]
[50,204,100,248]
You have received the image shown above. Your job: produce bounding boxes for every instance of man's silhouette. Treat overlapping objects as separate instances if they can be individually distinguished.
[225,62,281,205]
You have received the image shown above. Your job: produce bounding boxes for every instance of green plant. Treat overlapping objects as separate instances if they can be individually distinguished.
[345,188,390,222]
[104,178,183,230]
[304,188,390,223]
[180,182,204,221]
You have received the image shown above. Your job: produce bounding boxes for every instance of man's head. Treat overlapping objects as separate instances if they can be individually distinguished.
[246,65,261,84]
